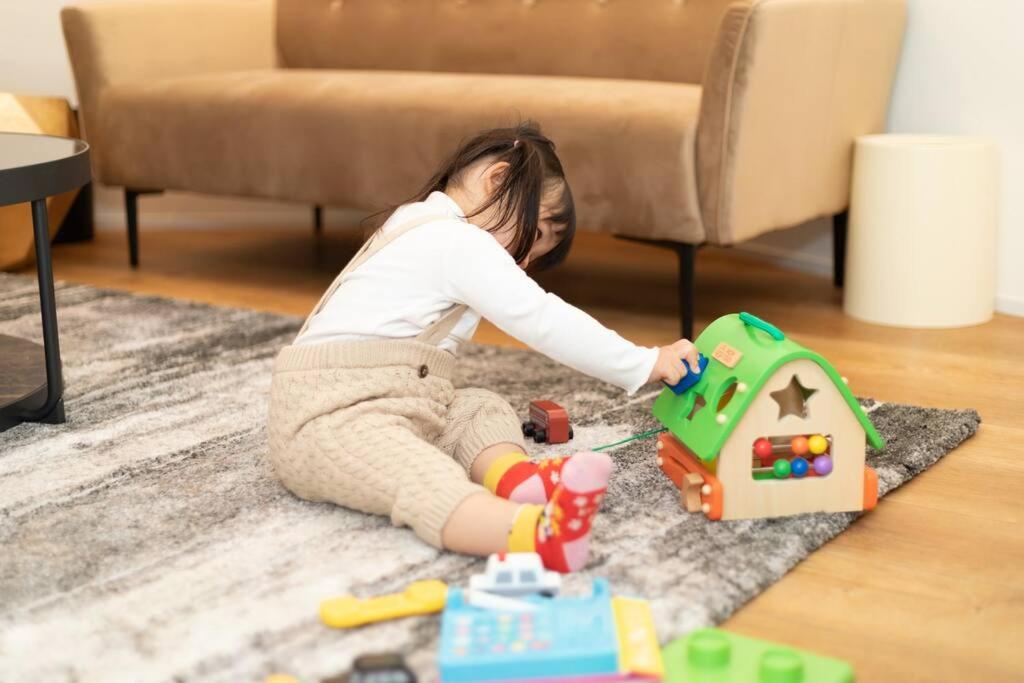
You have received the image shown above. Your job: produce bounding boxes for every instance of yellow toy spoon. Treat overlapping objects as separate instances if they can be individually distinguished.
[320,579,448,629]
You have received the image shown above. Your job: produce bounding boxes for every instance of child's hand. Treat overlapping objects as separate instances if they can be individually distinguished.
[649,340,700,386]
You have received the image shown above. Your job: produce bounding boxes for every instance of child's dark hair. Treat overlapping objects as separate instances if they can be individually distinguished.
[413,122,575,271]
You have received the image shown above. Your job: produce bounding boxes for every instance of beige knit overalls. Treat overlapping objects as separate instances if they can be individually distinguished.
[267,215,527,548]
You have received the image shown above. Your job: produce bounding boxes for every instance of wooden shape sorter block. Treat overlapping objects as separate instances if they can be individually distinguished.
[682,472,704,513]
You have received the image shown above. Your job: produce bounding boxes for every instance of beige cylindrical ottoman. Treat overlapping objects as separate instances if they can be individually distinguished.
[844,135,998,328]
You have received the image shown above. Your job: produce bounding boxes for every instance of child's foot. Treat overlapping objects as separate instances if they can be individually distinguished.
[508,451,613,573]
[484,453,578,504]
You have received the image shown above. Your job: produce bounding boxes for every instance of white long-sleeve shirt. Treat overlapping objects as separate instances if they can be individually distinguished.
[296,191,658,394]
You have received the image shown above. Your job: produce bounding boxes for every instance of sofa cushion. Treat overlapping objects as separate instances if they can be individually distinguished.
[98,69,704,241]
[277,0,732,86]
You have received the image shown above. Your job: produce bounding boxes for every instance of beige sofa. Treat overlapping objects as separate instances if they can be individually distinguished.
[62,0,906,336]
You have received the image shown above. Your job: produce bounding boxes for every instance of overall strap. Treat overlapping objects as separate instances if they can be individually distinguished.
[295,213,469,346]
[415,302,469,346]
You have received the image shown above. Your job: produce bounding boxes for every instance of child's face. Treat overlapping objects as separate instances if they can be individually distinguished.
[457,158,568,268]
[516,182,568,269]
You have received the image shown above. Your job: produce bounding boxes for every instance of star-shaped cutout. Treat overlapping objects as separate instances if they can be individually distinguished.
[769,375,817,419]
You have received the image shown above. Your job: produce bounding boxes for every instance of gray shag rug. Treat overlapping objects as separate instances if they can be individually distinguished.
[0,274,980,682]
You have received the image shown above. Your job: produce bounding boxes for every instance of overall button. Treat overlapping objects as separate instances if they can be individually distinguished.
[418,364,429,378]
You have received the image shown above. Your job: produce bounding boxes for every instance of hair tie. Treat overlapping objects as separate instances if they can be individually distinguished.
[512,139,520,148]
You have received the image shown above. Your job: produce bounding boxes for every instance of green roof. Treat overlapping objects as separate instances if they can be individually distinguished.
[652,313,885,462]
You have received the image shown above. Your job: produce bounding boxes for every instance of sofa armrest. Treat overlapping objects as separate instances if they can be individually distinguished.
[62,0,275,147]
[696,0,906,245]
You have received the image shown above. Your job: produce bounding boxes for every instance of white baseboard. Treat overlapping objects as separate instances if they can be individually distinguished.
[95,207,370,231]
[95,208,313,230]
[92,189,365,230]
[731,242,833,279]
[995,294,1024,317]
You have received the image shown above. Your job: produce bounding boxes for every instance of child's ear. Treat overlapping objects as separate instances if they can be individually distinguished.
[482,161,511,195]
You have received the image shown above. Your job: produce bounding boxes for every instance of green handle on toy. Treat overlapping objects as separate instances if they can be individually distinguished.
[739,312,785,341]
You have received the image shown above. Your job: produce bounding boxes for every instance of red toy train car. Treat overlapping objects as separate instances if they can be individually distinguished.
[521,400,573,444]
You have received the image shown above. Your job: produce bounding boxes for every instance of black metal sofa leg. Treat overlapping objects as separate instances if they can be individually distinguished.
[124,188,163,267]
[675,242,696,340]
[833,209,848,288]
[125,189,140,267]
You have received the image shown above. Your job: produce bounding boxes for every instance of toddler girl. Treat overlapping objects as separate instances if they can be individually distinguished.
[268,123,699,572]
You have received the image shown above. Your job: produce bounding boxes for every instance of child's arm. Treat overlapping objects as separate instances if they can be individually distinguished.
[442,228,698,394]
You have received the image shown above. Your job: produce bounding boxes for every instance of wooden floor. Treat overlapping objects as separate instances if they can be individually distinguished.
[19,225,1024,682]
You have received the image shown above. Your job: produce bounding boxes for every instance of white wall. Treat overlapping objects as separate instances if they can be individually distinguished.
[1,0,1021,314]
[743,0,1024,316]
[1,1,78,99]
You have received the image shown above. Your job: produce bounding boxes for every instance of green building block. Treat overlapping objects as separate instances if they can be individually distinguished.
[662,628,854,683]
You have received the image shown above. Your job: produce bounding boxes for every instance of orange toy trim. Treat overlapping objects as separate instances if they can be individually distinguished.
[863,466,879,510]
[659,451,691,491]
[657,433,724,520]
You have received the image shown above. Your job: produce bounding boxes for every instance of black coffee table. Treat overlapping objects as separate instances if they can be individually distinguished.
[0,132,90,431]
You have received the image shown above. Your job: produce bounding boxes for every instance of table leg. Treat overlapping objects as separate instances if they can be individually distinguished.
[18,198,65,423]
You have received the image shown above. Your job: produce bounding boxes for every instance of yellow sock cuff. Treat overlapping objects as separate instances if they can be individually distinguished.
[508,504,542,553]
[483,452,529,494]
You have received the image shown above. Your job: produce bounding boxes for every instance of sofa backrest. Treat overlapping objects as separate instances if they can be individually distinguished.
[276,0,734,84]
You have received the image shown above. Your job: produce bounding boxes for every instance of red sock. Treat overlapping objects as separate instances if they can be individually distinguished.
[508,452,613,573]
[484,453,574,504]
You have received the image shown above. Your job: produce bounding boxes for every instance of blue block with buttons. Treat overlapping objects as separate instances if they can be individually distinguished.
[663,354,708,395]
[438,579,620,682]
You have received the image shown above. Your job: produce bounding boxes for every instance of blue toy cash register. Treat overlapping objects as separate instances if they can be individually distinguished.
[438,579,662,683]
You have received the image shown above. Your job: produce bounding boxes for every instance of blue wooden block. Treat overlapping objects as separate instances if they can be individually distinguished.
[663,354,708,395]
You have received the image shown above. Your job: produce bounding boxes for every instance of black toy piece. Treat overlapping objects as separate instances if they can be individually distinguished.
[322,652,417,683]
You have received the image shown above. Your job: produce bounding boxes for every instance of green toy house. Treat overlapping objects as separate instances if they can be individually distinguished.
[652,313,884,520]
